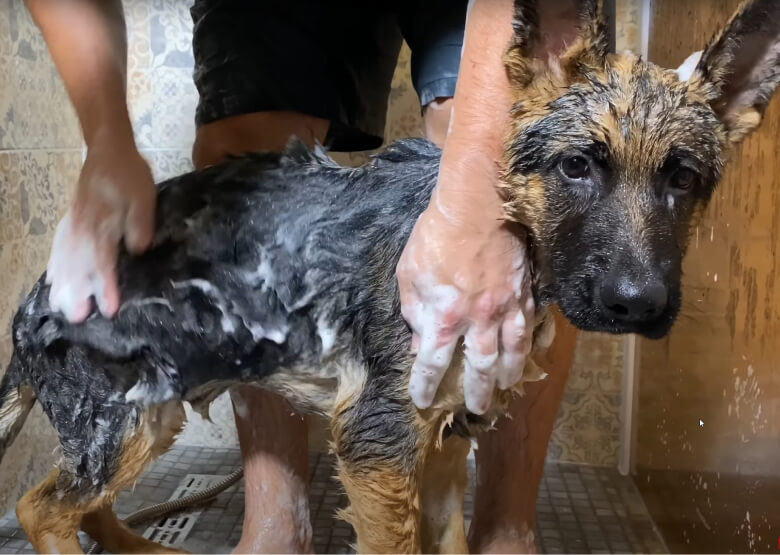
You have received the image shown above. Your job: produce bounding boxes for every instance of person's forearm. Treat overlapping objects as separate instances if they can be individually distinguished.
[26,0,133,148]
[436,0,515,210]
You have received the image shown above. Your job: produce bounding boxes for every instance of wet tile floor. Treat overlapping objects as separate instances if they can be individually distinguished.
[1,446,667,553]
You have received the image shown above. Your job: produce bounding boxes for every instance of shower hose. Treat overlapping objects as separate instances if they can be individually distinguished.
[86,467,244,554]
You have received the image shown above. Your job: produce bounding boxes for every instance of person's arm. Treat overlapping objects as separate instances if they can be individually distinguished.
[26,0,155,322]
[26,0,131,149]
[436,0,515,218]
[398,0,536,414]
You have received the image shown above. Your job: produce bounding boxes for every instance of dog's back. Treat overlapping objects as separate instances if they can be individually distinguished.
[0,138,440,494]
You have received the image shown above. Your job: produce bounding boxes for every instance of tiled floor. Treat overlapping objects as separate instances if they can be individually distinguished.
[1,447,666,554]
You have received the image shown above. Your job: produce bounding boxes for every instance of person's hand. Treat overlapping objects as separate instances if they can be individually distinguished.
[397,155,535,415]
[47,136,156,322]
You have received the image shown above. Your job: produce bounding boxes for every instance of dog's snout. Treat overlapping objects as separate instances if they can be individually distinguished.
[599,273,668,323]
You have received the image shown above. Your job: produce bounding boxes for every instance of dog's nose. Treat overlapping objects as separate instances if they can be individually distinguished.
[599,274,668,322]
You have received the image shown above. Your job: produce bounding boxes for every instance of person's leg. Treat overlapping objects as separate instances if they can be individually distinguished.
[469,310,578,553]
[228,389,313,554]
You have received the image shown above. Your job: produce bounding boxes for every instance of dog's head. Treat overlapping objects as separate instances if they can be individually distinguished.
[501,0,780,339]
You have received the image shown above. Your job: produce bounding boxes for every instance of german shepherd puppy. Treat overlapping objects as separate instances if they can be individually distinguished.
[1,0,778,552]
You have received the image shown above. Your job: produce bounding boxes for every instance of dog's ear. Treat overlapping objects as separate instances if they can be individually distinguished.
[505,0,609,86]
[691,0,780,144]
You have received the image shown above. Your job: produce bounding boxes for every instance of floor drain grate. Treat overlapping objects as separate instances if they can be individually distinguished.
[141,474,226,548]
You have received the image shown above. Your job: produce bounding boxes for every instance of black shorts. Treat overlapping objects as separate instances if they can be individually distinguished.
[190,0,467,152]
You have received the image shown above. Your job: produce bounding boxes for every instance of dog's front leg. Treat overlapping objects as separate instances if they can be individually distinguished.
[331,377,429,554]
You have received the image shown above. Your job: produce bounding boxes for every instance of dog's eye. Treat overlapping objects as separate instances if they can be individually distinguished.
[670,168,697,190]
[560,156,590,180]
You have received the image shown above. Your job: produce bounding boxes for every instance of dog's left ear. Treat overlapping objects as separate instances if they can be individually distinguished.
[505,0,609,86]
[692,0,780,144]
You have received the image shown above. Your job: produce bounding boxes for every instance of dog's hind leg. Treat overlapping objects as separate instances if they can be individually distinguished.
[331,377,430,553]
[81,506,187,554]
[17,401,186,554]
[16,470,86,554]
[81,401,188,554]
[419,435,471,554]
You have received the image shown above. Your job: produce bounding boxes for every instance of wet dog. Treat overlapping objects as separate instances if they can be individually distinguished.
[1,0,779,552]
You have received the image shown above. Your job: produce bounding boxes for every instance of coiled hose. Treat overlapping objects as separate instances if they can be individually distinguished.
[86,467,244,554]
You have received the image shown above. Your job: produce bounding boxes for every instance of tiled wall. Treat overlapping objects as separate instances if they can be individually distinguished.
[0,0,642,514]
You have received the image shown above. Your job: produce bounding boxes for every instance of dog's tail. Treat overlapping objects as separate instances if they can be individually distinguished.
[0,353,35,466]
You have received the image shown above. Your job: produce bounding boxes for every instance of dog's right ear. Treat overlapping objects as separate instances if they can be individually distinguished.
[505,0,609,86]
[690,0,780,145]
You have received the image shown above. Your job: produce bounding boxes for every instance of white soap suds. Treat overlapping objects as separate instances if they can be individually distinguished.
[172,279,235,334]
[316,314,337,356]
[119,297,173,314]
[407,277,462,409]
[125,366,177,405]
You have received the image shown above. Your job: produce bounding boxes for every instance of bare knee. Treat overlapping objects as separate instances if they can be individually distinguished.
[423,97,454,148]
[231,387,309,469]
[230,387,312,553]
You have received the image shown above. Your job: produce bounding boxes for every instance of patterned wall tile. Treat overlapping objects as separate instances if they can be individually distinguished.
[22,151,79,237]
[2,57,80,150]
[0,54,15,148]
[128,69,154,149]
[150,67,198,150]
[179,393,239,447]
[0,239,29,337]
[0,151,78,241]
[7,0,46,63]
[22,230,54,278]
[568,333,624,395]
[0,153,24,243]
[615,0,642,53]
[2,2,80,149]
[548,333,625,464]
[0,3,11,57]
[125,0,152,72]
[149,0,195,69]
[150,150,194,182]
[549,389,622,465]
